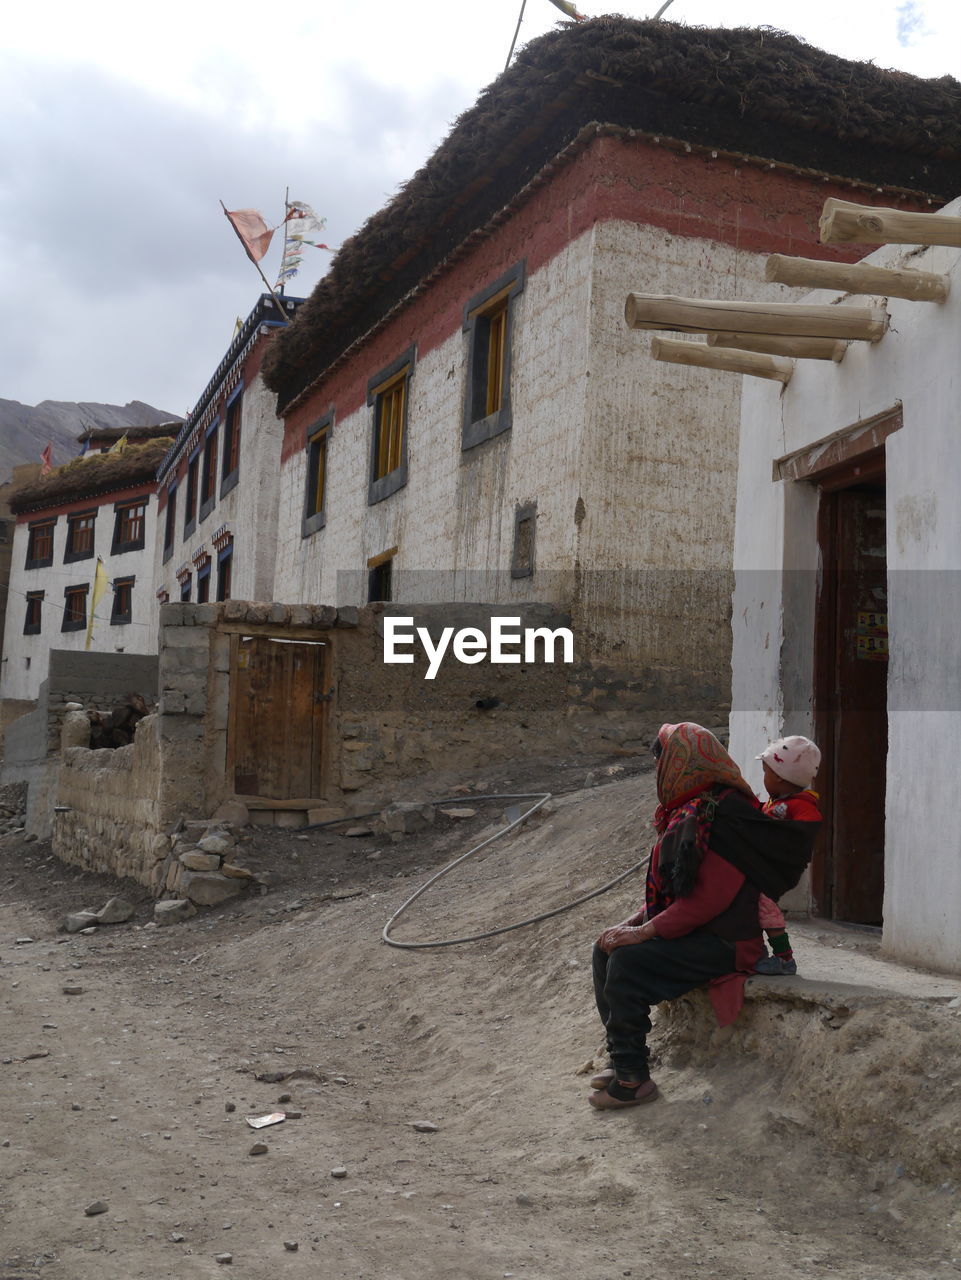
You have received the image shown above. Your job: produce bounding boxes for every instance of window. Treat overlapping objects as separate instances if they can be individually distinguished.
[162,485,177,563]
[368,559,393,603]
[196,562,211,603]
[113,499,147,554]
[302,412,332,538]
[62,584,89,632]
[180,575,191,602]
[184,451,200,536]
[367,347,414,505]
[65,510,96,563]
[23,591,44,635]
[221,390,242,496]
[111,576,134,625]
[200,421,219,521]
[462,262,525,450]
[26,519,56,568]
[511,502,536,578]
[216,548,232,602]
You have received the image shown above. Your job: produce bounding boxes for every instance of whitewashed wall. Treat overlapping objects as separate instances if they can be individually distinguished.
[729,197,961,968]
[1,498,159,703]
[153,374,282,606]
[274,232,594,607]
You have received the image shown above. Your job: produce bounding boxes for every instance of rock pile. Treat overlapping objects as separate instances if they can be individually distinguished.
[152,820,268,920]
[0,781,27,836]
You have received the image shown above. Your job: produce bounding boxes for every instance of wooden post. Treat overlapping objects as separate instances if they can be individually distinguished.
[706,332,846,362]
[766,252,950,303]
[819,198,961,249]
[625,293,887,342]
[651,337,793,385]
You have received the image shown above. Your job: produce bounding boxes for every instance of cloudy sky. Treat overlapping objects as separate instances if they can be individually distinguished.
[2,0,959,417]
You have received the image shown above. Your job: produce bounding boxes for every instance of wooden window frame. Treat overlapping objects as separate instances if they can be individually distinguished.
[216,546,233,602]
[61,584,89,632]
[64,509,97,564]
[113,498,148,555]
[184,449,200,539]
[367,347,414,505]
[302,411,333,538]
[23,590,44,635]
[196,561,211,604]
[110,575,135,625]
[180,574,192,602]
[26,518,56,569]
[220,387,243,498]
[200,420,219,522]
[462,262,525,451]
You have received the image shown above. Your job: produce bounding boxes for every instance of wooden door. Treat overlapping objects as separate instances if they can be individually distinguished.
[814,481,888,924]
[228,636,327,800]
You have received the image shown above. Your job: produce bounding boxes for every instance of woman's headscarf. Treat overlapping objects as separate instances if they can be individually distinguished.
[655,722,755,826]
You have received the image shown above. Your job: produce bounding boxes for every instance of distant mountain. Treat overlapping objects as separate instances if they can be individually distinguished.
[0,399,181,484]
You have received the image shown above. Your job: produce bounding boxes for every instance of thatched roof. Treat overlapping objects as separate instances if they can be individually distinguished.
[263,17,961,411]
[78,422,182,444]
[10,439,173,515]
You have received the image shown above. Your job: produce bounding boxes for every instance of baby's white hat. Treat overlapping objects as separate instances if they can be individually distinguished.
[757,735,821,788]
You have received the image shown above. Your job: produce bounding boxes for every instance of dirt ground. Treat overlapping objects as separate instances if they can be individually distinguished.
[3,757,961,1279]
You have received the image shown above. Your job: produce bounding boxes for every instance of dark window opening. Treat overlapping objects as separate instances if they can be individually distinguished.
[62,585,89,632]
[180,575,192,602]
[65,511,96,562]
[111,576,134,625]
[24,591,44,635]
[26,520,55,568]
[368,559,393,603]
[216,549,232,602]
[221,392,242,495]
[196,562,211,603]
[184,452,199,535]
[162,487,177,563]
[200,423,219,520]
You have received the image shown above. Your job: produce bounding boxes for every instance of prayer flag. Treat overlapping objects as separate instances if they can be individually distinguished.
[85,557,110,652]
[39,444,53,475]
[546,0,586,17]
[106,433,128,456]
[223,207,275,263]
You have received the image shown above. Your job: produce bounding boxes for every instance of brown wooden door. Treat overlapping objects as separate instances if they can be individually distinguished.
[228,636,327,800]
[815,481,888,924]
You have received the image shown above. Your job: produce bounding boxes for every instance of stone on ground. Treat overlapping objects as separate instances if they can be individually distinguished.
[154,899,197,925]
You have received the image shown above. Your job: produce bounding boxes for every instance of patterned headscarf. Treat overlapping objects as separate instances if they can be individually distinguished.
[654,722,754,829]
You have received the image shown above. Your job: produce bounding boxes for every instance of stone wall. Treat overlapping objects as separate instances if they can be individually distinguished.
[2,649,159,837]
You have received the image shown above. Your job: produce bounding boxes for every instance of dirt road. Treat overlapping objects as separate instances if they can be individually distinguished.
[3,773,960,1279]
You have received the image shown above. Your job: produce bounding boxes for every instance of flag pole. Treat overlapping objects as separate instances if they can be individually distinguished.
[219,200,291,324]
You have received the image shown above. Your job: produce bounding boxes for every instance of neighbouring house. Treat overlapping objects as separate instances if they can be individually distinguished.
[728,195,961,972]
[0,427,176,710]
[261,18,961,727]
[152,294,303,610]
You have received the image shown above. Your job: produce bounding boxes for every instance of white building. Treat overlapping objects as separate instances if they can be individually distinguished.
[729,196,961,972]
[262,18,958,723]
[1,431,173,705]
[153,294,302,607]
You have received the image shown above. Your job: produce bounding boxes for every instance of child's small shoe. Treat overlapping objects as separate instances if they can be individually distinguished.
[754,955,798,976]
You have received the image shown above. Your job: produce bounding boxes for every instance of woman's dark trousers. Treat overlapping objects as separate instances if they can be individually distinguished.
[592,934,737,1081]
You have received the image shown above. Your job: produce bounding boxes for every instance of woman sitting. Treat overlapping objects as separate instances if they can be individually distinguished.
[590,721,816,1110]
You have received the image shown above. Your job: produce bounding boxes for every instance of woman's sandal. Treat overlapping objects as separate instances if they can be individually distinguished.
[588,1078,659,1109]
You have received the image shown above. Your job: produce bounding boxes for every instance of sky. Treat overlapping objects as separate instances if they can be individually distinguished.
[2,0,959,418]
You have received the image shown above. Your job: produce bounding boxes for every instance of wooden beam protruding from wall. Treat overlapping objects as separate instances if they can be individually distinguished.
[706,331,846,362]
[650,337,793,385]
[819,198,961,249]
[766,252,950,303]
[624,293,887,342]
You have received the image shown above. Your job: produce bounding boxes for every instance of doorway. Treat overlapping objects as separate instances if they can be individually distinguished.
[813,455,888,924]
[227,635,328,801]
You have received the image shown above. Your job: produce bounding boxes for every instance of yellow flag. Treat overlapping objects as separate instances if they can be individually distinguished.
[107,433,128,455]
[85,558,110,651]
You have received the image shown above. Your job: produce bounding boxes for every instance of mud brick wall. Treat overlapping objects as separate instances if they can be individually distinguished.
[55,713,171,882]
